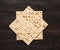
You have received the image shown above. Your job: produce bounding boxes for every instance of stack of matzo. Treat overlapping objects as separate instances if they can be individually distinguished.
[9,6,48,45]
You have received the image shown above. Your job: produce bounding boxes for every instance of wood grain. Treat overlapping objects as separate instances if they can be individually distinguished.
[0,0,60,50]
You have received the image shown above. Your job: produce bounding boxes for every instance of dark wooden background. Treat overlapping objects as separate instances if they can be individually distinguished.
[0,0,60,50]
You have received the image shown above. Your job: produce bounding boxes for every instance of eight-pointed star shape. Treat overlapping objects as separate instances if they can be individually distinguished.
[9,6,48,45]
